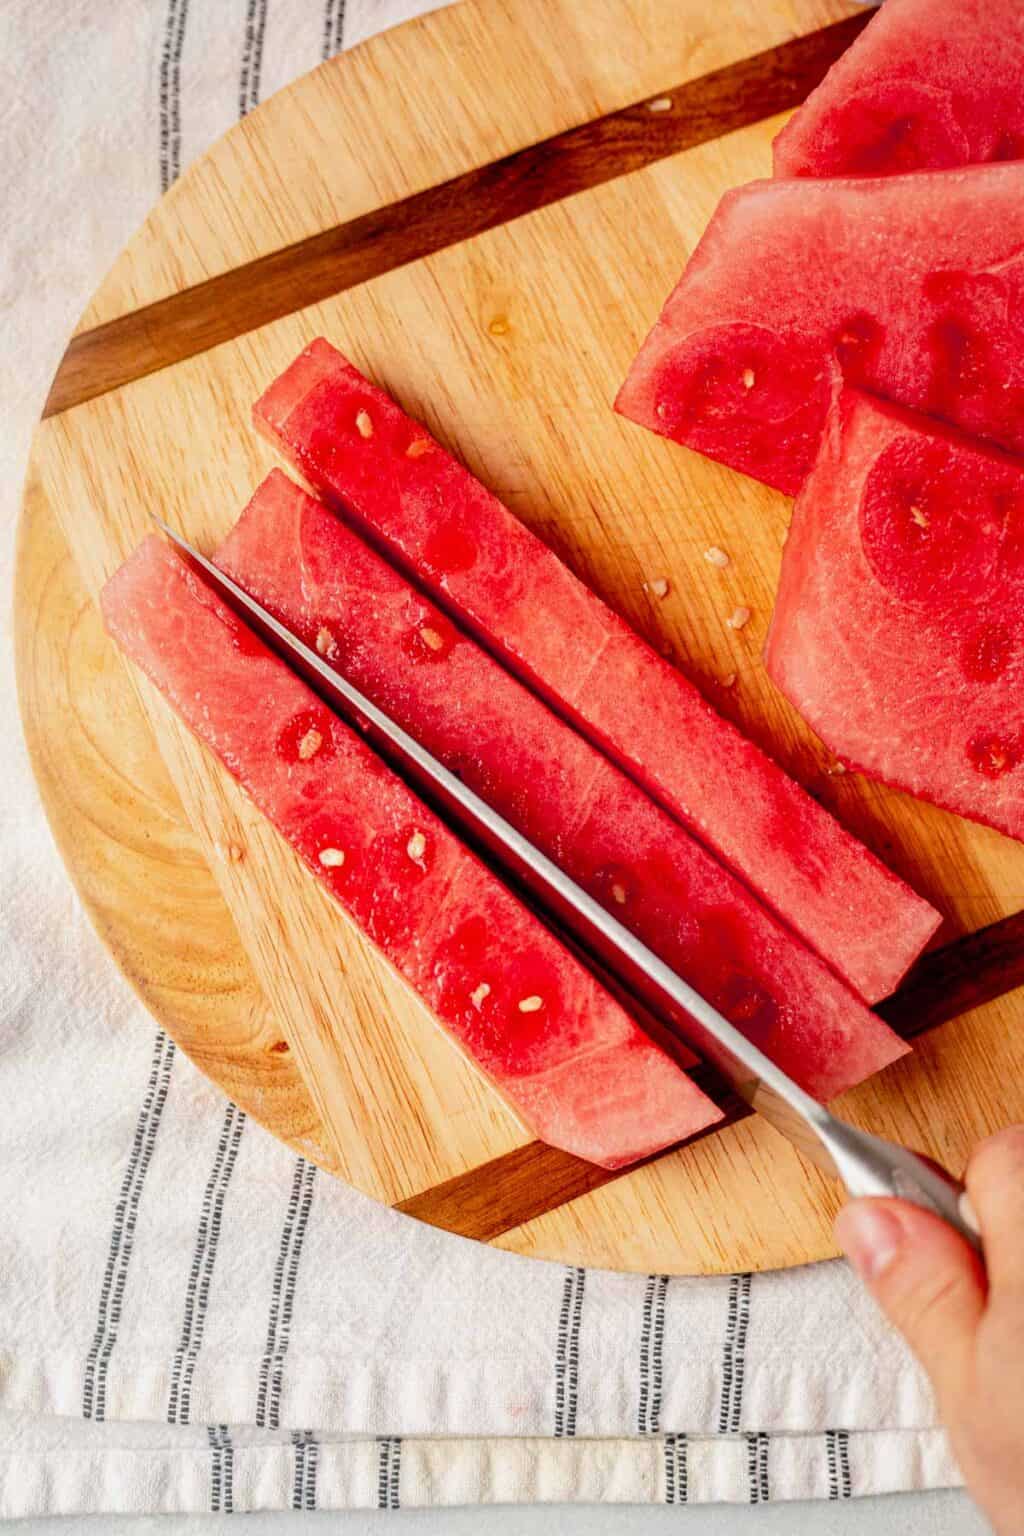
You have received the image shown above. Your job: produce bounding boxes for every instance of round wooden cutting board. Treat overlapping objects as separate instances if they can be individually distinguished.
[16,0,1024,1274]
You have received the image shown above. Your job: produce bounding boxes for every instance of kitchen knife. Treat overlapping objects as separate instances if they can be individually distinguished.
[152,513,981,1253]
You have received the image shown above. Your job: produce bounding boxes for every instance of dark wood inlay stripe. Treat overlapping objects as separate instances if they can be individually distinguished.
[397,909,1024,1241]
[44,13,870,419]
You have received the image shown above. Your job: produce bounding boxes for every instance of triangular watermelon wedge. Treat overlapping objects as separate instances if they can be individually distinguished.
[102,536,723,1168]
[766,387,1024,840]
[254,340,939,1004]
[216,470,908,1101]
[616,163,1024,494]
[774,0,1024,179]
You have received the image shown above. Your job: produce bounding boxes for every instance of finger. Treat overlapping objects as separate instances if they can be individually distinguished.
[835,1197,985,1408]
[965,1125,1024,1294]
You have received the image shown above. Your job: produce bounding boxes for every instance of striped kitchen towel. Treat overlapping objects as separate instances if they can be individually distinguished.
[0,0,947,1516]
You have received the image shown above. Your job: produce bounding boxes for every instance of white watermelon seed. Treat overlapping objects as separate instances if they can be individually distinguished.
[318,847,346,868]
[355,409,374,438]
[316,626,339,659]
[518,995,544,1014]
[726,605,751,630]
[470,982,491,1008]
[406,830,427,861]
[420,626,444,651]
[704,546,730,568]
[297,727,323,761]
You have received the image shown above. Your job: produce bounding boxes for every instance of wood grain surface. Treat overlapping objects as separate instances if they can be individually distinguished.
[16,0,1024,1273]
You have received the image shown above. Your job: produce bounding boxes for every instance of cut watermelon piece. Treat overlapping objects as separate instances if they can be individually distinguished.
[101,536,722,1168]
[767,387,1024,840]
[774,0,1024,180]
[217,470,908,1099]
[616,164,1024,495]
[254,341,939,1004]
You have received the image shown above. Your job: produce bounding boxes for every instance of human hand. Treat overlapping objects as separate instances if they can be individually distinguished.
[835,1127,1024,1536]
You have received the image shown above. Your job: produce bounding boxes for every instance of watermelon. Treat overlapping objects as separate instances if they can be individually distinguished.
[616,163,1024,495]
[217,470,909,1099]
[767,387,1024,840]
[254,340,939,1004]
[101,536,723,1168]
[774,0,1024,180]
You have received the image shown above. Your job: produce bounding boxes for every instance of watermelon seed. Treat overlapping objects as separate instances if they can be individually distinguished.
[742,368,756,390]
[420,626,445,651]
[316,626,339,659]
[611,882,627,905]
[726,605,751,630]
[721,672,737,689]
[910,505,930,529]
[704,546,730,569]
[518,995,544,1013]
[355,409,374,439]
[406,830,427,861]
[647,97,673,112]
[318,847,346,868]
[470,982,491,1008]
[222,841,246,863]
[645,576,670,599]
[488,316,510,337]
[297,727,323,761]
[826,761,847,776]
[406,438,431,458]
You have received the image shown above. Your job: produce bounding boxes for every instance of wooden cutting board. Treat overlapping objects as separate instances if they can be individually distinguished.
[16,0,1024,1274]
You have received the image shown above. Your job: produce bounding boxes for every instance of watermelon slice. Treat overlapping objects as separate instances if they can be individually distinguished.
[101,536,722,1168]
[216,470,909,1099]
[616,164,1024,495]
[253,341,939,1004]
[767,387,1024,840]
[774,0,1024,180]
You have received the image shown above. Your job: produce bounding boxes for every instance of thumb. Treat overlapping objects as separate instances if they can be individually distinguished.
[835,1197,986,1409]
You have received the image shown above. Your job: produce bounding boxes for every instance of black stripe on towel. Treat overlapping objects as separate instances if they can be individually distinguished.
[208,1423,234,1513]
[827,1428,852,1499]
[746,1430,770,1504]
[663,1432,688,1504]
[83,1029,175,1421]
[717,1272,752,1433]
[239,0,269,118]
[292,1428,319,1510]
[638,1274,669,1433]
[158,0,191,192]
[376,1436,402,1509]
[554,1266,586,1436]
[322,0,347,60]
[255,1156,318,1429]
[167,1102,246,1424]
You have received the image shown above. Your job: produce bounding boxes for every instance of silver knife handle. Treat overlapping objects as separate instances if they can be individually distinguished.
[821,1120,983,1254]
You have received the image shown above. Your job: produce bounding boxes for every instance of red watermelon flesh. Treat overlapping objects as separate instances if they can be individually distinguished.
[767,387,1024,840]
[615,164,1024,495]
[101,535,722,1168]
[217,470,908,1100]
[254,340,939,1004]
[773,0,1024,180]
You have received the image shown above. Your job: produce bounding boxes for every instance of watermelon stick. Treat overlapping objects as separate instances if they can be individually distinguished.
[217,470,909,1102]
[102,536,723,1170]
[254,341,939,1004]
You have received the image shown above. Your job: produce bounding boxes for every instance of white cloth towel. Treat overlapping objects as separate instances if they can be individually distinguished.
[0,0,952,1516]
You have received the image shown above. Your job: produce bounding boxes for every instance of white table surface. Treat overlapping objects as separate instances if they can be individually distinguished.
[17,1491,988,1533]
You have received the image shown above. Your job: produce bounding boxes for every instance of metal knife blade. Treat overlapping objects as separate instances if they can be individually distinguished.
[150,513,839,1168]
